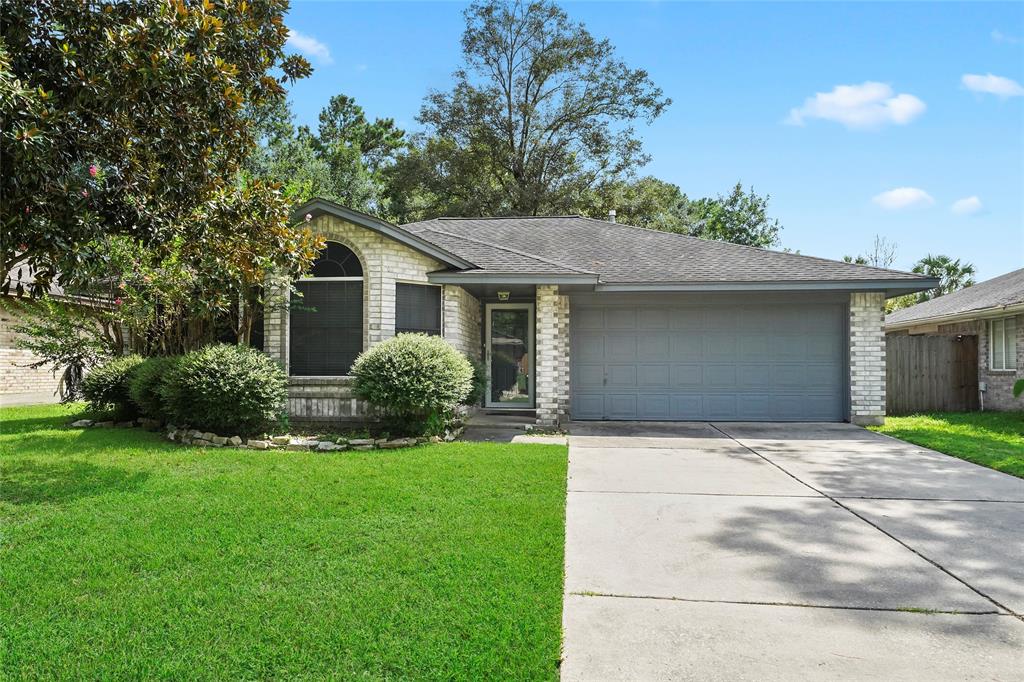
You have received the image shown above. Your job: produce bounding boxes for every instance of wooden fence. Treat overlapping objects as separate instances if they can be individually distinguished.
[886,334,979,415]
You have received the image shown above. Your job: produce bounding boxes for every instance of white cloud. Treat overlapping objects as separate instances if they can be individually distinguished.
[786,82,926,130]
[991,29,1020,45]
[872,187,935,210]
[961,73,1024,98]
[286,29,333,65]
[951,196,983,215]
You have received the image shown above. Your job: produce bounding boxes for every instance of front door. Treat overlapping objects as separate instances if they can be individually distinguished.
[485,304,534,408]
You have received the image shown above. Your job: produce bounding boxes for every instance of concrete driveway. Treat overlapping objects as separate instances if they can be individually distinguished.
[561,422,1024,681]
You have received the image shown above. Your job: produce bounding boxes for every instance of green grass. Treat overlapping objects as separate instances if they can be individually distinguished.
[871,411,1024,478]
[0,404,568,680]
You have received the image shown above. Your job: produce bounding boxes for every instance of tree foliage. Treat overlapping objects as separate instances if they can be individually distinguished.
[843,235,898,268]
[683,182,781,248]
[1,0,311,293]
[388,0,670,221]
[912,254,976,301]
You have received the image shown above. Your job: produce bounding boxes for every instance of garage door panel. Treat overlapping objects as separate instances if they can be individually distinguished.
[638,334,669,360]
[607,365,637,387]
[637,365,671,387]
[671,365,702,386]
[572,301,845,421]
[577,307,605,330]
[670,334,703,360]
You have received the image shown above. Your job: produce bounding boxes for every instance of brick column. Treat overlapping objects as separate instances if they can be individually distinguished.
[263,273,291,373]
[535,285,571,427]
[849,291,886,425]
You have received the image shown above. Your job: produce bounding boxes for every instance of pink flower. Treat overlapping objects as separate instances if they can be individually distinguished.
[88,164,98,177]
[304,213,312,222]
[81,188,89,197]
[24,206,31,214]
[114,297,124,306]
[119,281,126,289]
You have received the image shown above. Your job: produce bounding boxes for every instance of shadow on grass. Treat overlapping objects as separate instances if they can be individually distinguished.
[1,458,150,506]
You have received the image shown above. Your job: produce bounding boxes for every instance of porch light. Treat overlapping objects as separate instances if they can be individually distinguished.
[497,291,510,301]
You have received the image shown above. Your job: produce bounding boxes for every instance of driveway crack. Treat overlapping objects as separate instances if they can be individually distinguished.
[707,423,1024,622]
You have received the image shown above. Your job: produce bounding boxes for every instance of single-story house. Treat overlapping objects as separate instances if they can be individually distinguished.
[885,268,1023,411]
[268,198,936,426]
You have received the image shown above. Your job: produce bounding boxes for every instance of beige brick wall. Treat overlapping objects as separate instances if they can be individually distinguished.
[265,214,481,422]
[934,314,1023,411]
[849,291,886,425]
[0,299,62,404]
[535,284,571,426]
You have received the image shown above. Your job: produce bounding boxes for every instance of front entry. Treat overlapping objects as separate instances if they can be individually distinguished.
[485,303,535,408]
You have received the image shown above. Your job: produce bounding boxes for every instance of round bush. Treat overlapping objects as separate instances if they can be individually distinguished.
[128,355,179,420]
[81,355,144,417]
[352,334,474,420]
[159,344,287,436]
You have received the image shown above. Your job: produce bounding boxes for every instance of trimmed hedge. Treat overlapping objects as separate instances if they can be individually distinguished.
[81,355,144,417]
[159,344,287,436]
[128,356,178,420]
[352,334,473,428]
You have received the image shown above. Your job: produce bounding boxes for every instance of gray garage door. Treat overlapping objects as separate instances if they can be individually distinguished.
[571,301,846,421]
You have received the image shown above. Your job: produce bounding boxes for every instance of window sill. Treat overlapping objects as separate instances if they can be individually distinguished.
[987,369,1019,374]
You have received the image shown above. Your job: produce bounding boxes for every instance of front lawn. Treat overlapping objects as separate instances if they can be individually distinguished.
[871,411,1024,478]
[0,404,568,680]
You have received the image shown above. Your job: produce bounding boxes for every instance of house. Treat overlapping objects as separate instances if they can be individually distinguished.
[269,199,936,426]
[885,268,1023,411]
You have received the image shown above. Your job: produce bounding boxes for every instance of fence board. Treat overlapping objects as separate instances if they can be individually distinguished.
[886,335,979,414]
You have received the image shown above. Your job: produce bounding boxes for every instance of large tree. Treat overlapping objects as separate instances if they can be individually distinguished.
[912,254,976,300]
[1,0,311,294]
[389,0,670,221]
[682,182,781,248]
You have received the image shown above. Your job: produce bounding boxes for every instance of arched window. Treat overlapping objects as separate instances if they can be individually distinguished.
[290,242,363,376]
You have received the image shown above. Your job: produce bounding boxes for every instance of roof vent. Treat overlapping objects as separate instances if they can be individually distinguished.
[607,209,616,224]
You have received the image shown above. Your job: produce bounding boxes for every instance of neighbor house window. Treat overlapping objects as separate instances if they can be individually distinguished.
[396,283,442,336]
[289,242,363,375]
[989,317,1017,371]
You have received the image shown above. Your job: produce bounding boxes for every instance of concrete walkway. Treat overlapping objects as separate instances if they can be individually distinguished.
[561,422,1024,680]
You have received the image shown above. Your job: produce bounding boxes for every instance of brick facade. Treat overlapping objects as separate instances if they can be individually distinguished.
[849,291,887,425]
[265,214,481,423]
[0,299,63,404]
[535,284,571,426]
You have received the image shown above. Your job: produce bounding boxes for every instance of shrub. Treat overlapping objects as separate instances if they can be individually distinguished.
[81,355,144,417]
[159,344,287,435]
[128,355,179,420]
[464,356,487,406]
[352,334,474,432]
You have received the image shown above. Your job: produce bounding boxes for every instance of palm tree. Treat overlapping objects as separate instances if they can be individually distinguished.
[912,254,976,301]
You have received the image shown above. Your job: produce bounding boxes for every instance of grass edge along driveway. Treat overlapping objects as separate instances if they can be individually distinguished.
[1,404,568,680]
[871,411,1024,479]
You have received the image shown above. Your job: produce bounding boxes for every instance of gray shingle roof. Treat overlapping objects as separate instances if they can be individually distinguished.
[403,216,926,284]
[886,268,1024,326]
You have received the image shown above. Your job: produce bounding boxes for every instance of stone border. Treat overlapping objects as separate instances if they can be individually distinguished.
[69,419,466,451]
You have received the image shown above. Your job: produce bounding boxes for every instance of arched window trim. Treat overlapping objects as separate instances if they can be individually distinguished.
[302,240,364,281]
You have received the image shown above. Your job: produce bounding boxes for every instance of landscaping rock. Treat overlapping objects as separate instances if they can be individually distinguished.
[71,419,94,428]
[166,430,178,442]
[94,421,114,428]
[228,436,243,446]
[191,438,211,446]
[272,435,290,446]
[316,441,345,451]
[352,445,374,451]
[247,440,270,450]
[381,438,416,449]
[348,438,374,446]
[287,438,316,451]
[211,435,228,446]
[374,438,388,445]
[201,432,217,442]
[429,435,442,443]
[116,421,135,428]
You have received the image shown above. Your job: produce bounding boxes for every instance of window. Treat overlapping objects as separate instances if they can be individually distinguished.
[289,242,363,376]
[396,283,442,336]
[990,317,1017,371]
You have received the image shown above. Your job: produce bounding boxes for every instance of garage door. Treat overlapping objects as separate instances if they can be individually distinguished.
[571,301,846,421]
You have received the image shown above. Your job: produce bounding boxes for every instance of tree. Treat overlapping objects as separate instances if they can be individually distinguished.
[843,235,898,268]
[390,0,670,221]
[1,0,311,294]
[683,182,781,248]
[912,254,976,300]
[582,176,690,232]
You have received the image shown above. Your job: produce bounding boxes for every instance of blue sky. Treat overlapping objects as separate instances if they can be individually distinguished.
[282,1,1024,280]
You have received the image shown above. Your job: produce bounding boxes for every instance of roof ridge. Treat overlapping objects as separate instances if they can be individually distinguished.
[573,215,925,280]
[436,215,583,220]
[418,225,597,275]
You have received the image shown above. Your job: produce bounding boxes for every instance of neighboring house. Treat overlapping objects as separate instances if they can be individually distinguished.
[271,198,936,426]
[1,271,73,406]
[886,268,1024,411]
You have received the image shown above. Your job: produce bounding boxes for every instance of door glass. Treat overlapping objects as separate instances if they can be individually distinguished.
[490,309,531,404]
